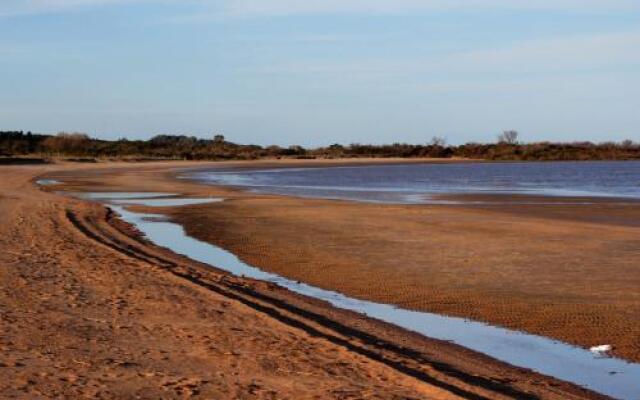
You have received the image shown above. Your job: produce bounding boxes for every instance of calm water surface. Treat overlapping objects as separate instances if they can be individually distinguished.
[189,161,640,203]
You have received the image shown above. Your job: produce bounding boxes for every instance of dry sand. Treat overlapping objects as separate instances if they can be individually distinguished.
[0,160,616,399]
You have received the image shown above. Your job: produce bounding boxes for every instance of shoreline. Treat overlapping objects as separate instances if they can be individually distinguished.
[42,159,640,362]
[104,193,640,399]
[180,159,640,207]
[47,160,612,399]
[6,158,636,399]
[3,160,475,399]
[165,161,640,362]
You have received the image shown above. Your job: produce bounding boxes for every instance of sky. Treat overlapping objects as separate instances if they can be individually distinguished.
[1,1,639,146]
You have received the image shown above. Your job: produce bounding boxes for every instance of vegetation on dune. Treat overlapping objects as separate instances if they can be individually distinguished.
[1,130,639,162]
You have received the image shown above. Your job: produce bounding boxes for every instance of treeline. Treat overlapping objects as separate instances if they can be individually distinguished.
[308,141,640,160]
[1,130,639,162]
[0,132,264,161]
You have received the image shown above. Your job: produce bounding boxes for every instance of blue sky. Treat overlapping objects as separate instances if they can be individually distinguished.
[1,1,639,146]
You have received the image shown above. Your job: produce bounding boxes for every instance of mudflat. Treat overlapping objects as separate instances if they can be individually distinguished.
[0,160,618,399]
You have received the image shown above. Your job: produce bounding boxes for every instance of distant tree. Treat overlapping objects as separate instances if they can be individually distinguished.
[498,130,519,145]
[622,139,635,149]
[430,136,447,147]
[42,132,90,155]
[213,134,225,144]
[276,145,307,157]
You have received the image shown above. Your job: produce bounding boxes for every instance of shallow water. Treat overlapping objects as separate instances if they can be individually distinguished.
[189,161,640,204]
[99,193,640,400]
[36,179,60,186]
[79,192,176,200]
[111,197,223,207]
[76,192,223,207]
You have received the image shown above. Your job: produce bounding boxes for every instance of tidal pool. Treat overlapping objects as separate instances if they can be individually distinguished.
[36,179,61,186]
[111,197,223,207]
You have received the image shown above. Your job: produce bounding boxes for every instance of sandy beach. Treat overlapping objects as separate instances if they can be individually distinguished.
[5,0,639,397]
[168,162,640,362]
[0,159,627,399]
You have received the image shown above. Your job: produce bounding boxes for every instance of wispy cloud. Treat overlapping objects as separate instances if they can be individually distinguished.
[3,0,639,18]
[256,30,640,82]
[224,0,640,15]
[221,0,640,17]
[442,30,640,74]
[0,0,166,17]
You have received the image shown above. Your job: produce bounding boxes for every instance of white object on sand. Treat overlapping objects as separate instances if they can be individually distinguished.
[590,345,613,355]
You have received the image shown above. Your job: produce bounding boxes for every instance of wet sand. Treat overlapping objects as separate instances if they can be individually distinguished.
[1,159,620,399]
[174,187,640,362]
[126,160,640,363]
